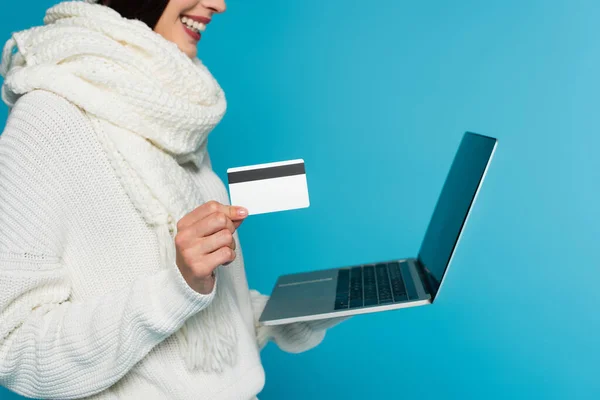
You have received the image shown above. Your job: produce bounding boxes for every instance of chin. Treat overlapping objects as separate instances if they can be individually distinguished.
[184,45,197,59]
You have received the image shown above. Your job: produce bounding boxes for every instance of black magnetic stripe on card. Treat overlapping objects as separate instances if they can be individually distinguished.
[228,162,305,184]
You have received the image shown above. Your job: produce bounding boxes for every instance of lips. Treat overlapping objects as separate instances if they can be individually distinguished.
[182,23,201,41]
[182,15,211,25]
[180,15,208,42]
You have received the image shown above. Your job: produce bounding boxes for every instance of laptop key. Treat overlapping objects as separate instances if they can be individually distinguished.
[363,295,379,306]
[375,264,393,304]
[350,299,364,308]
[392,291,408,302]
[388,262,408,302]
[334,269,351,309]
[362,266,378,306]
[349,267,363,308]
[379,296,393,304]
[335,299,349,309]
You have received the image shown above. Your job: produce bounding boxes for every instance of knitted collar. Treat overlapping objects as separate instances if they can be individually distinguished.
[0,0,239,374]
[1,0,226,168]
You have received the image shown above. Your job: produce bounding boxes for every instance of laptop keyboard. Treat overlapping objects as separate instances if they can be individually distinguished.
[334,261,418,310]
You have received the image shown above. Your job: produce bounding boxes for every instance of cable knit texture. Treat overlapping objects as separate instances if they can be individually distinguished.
[0,1,346,399]
[0,0,239,374]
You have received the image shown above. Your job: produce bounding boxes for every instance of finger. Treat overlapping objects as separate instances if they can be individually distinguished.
[176,212,234,248]
[205,246,236,268]
[178,201,248,231]
[198,212,236,238]
[225,238,237,264]
[197,229,234,255]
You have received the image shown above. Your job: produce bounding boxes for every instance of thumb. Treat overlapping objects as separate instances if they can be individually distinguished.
[228,205,248,220]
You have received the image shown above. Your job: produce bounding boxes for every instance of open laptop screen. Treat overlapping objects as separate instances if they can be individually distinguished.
[417,132,497,298]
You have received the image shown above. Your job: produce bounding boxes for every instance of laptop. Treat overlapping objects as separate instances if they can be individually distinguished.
[258,132,498,325]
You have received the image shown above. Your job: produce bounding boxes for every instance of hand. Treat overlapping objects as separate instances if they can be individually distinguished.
[174,201,248,294]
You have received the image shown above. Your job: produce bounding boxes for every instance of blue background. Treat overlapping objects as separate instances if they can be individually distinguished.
[1,0,599,399]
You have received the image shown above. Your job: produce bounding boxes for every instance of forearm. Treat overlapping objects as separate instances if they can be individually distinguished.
[0,262,214,399]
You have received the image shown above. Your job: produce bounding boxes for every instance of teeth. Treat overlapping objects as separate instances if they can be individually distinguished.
[195,21,206,32]
[180,16,206,33]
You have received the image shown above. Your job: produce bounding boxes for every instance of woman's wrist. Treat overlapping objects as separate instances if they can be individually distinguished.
[195,271,216,295]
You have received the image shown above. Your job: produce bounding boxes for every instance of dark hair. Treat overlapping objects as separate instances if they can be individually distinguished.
[102,0,169,30]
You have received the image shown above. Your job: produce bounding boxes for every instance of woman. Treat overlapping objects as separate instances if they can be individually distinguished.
[0,1,345,399]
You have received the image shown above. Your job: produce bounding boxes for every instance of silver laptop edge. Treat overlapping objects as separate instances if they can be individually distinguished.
[261,259,431,326]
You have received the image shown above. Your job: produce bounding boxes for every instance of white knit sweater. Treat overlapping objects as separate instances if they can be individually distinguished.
[0,89,339,400]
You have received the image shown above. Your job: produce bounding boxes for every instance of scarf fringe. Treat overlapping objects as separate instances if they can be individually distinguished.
[157,222,238,373]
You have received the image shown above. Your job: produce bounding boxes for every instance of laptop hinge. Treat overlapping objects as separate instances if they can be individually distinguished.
[414,258,440,300]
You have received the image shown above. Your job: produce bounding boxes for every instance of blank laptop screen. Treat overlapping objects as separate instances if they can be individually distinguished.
[417,132,497,288]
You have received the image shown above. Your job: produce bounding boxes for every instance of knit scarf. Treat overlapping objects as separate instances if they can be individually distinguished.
[0,0,238,373]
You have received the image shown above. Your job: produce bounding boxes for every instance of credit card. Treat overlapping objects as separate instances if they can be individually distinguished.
[227,159,310,215]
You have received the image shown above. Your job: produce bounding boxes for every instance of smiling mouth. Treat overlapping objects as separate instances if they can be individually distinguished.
[180,16,207,34]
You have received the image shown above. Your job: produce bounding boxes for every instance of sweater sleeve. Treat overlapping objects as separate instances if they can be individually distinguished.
[0,103,217,399]
[249,290,349,353]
